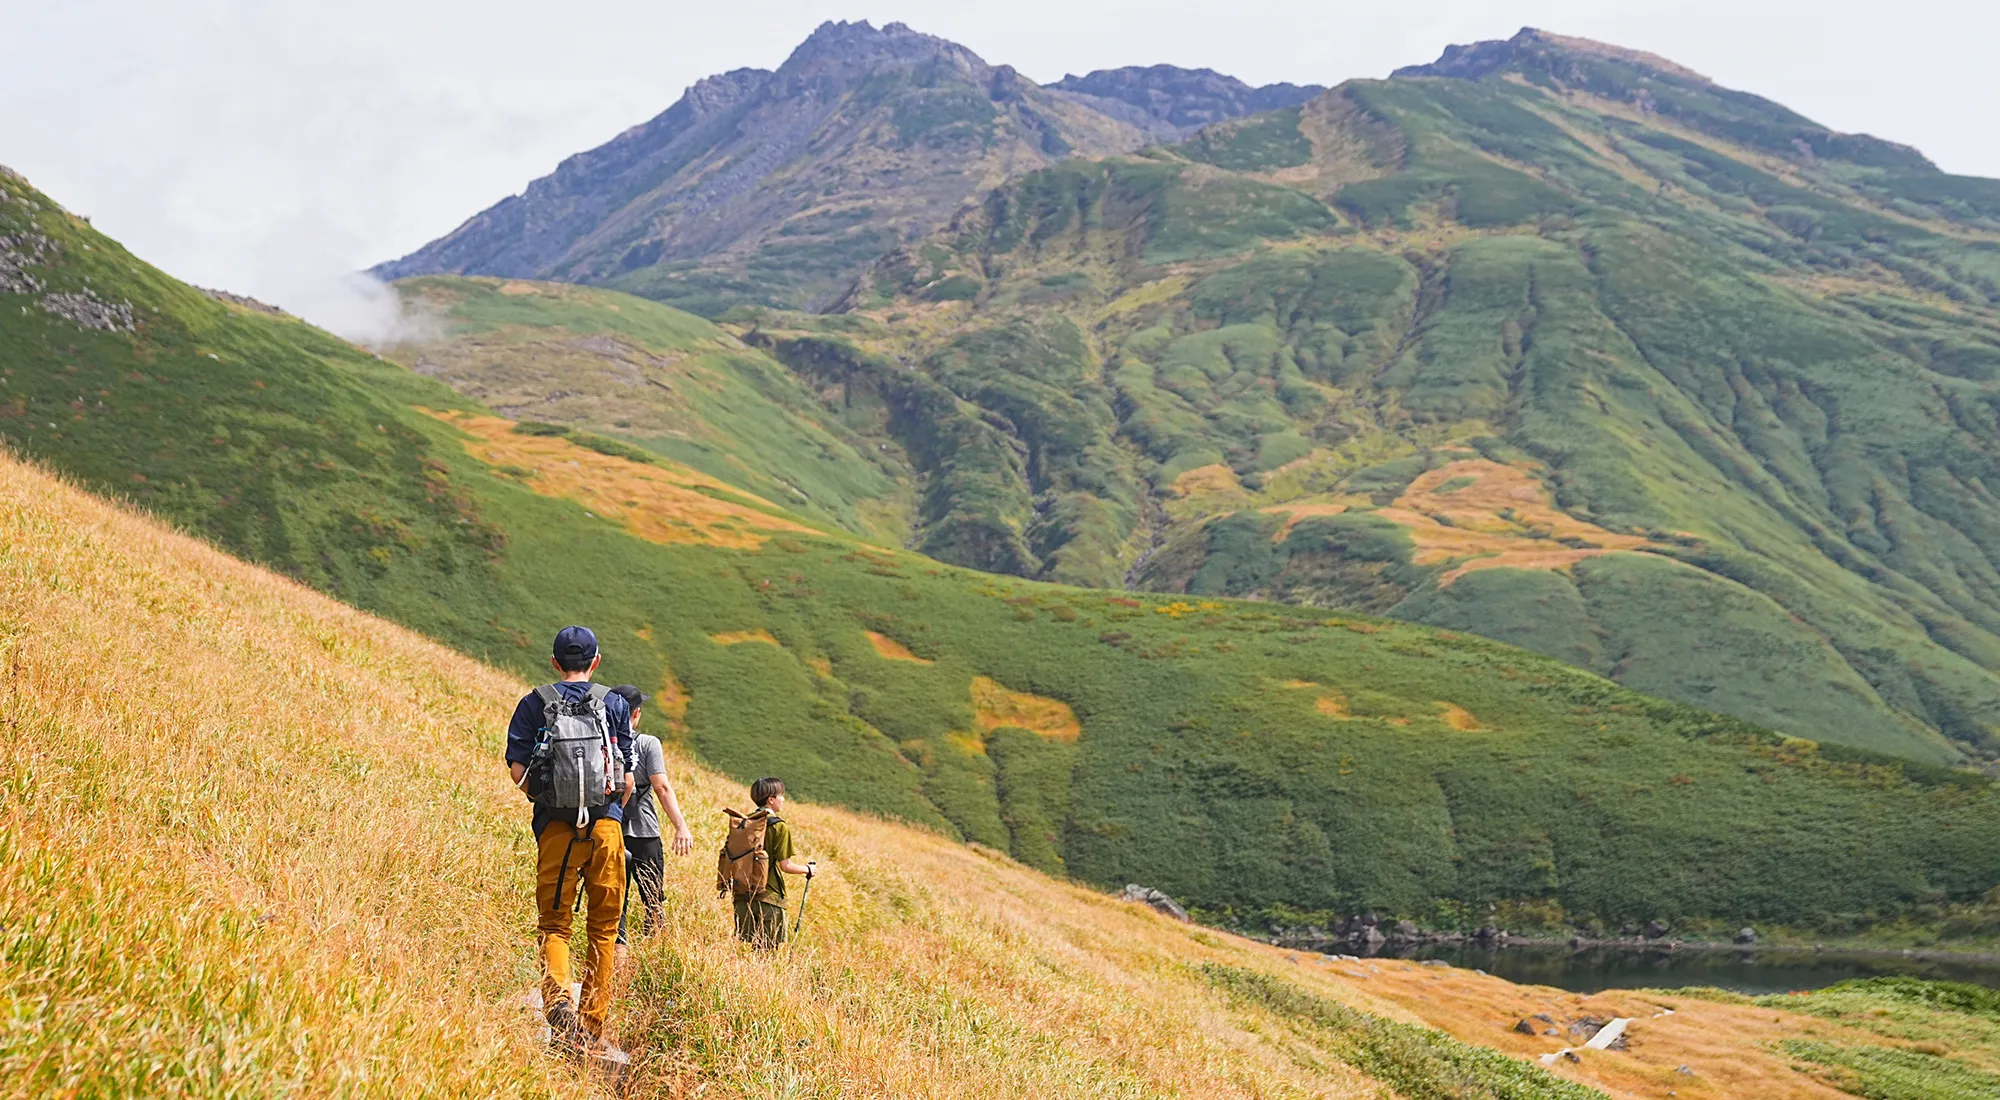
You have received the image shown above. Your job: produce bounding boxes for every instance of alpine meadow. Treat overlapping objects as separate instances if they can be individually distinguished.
[9,15,2000,1099]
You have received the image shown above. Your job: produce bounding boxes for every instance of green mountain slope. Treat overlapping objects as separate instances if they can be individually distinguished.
[9,167,2000,937]
[795,30,2000,767]
[386,275,911,539]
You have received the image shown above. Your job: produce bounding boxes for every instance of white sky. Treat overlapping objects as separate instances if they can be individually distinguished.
[3,1,1993,337]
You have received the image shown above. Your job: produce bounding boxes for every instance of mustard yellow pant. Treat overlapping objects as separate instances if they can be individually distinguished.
[536,818,625,1036]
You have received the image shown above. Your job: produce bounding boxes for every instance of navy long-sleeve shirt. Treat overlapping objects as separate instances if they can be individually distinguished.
[506,680,635,833]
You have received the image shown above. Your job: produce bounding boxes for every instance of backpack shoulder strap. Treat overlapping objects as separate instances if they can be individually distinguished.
[532,683,564,722]
[585,683,612,703]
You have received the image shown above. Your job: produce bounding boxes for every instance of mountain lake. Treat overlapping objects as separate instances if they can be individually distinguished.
[1357,944,2000,995]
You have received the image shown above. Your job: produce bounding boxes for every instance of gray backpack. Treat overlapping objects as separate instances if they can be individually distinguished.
[530,683,621,826]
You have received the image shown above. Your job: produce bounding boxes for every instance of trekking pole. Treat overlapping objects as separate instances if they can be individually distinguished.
[792,862,816,939]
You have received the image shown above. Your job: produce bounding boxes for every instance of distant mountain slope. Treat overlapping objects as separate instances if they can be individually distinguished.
[371,21,1316,315]
[12,166,2000,937]
[812,29,2000,764]
[386,275,912,539]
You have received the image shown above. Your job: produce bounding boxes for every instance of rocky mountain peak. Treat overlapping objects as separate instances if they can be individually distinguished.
[780,19,991,84]
[1393,26,1711,84]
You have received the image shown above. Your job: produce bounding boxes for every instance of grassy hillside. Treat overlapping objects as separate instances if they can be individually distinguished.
[14,449,1998,1100]
[8,166,2000,939]
[386,275,912,539]
[806,32,2000,767]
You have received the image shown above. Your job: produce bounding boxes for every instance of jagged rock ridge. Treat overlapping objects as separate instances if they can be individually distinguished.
[373,21,1321,314]
[1048,65,1322,139]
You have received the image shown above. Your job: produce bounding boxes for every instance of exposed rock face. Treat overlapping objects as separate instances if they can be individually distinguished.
[198,287,289,316]
[1047,65,1321,140]
[374,22,1315,314]
[1121,884,1191,921]
[372,21,1149,310]
[0,231,54,294]
[39,290,136,333]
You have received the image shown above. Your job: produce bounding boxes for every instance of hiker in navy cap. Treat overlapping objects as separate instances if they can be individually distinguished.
[504,625,635,1053]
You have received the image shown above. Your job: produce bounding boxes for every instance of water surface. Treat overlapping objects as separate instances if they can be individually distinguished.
[1374,943,2000,996]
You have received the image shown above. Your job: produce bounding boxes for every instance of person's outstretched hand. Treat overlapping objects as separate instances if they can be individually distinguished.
[671,826,694,856]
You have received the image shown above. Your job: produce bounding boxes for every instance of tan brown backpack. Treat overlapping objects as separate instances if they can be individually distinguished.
[716,807,776,899]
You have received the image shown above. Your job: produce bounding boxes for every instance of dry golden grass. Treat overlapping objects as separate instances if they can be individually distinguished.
[1279,679,1353,719]
[427,410,816,549]
[1371,460,1661,584]
[864,631,931,664]
[1324,957,1877,1100]
[710,630,781,647]
[969,675,1082,743]
[0,450,1888,1099]
[1436,703,1484,732]
[0,455,578,1097]
[1165,462,1252,520]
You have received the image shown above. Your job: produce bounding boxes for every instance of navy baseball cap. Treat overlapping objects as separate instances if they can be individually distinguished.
[552,625,599,661]
[608,684,648,711]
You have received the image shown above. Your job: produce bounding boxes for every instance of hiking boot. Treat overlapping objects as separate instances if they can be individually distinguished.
[545,996,582,1052]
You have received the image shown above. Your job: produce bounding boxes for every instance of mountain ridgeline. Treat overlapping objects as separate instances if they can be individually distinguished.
[371,20,1320,315]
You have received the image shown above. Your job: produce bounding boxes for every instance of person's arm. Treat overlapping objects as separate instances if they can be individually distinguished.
[503,695,540,793]
[778,857,814,876]
[653,772,694,855]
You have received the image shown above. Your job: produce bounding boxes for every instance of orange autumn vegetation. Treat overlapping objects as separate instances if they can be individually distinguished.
[709,629,781,646]
[865,630,932,663]
[427,409,817,549]
[1381,460,1661,583]
[1264,459,1667,584]
[970,674,1083,742]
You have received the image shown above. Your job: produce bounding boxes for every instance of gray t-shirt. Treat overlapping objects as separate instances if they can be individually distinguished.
[622,734,668,839]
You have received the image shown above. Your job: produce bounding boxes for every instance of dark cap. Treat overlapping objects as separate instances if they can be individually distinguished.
[552,625,599,661]
[608,684,648,711]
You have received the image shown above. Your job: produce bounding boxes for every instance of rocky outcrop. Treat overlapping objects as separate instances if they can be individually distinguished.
[198,287,289,316]
[1047,65,1321,139]
[1121,884,1191,922]
[0,231,55,294]
[39,290,136,333]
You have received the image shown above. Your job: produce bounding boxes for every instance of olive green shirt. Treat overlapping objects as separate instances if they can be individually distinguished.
[760,818,796,906]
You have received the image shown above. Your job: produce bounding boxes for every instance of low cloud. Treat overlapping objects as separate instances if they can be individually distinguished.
[238,220,441,348]
[264,267,441,348]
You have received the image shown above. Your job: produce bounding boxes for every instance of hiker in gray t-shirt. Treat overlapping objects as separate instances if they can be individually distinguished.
[610,686,693,942]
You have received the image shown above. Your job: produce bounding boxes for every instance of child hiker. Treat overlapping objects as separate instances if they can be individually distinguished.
[505,626,634,1051]
[730,777,814,948]
[610,684,693,945]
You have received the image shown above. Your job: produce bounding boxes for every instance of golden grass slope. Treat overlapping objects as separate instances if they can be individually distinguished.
[0,457,564,1096]
[0,450,1919,1099]
[427,409,817,549]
